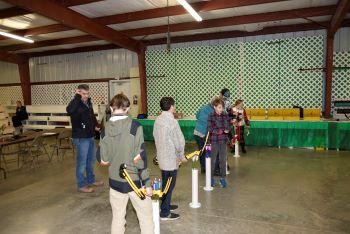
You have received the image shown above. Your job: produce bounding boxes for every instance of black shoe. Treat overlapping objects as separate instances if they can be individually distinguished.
[242,148,247,154]
[160,213,180,221]
[170,205,178,211]
[201,167,206,174]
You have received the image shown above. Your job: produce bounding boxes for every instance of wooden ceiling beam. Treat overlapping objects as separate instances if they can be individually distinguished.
[96,0,283,25]
[0,7,30,19]
[0,0,283,39]
[1,35,97,51]
[24,44,120,57]
[329,0,350,35]
[0,0,102,20]
[56,0,102,7]
[144,21,329,45]
[20,19,350,58]
[123,5,337,37]
[0,51,27,63]
[2,0,141,52]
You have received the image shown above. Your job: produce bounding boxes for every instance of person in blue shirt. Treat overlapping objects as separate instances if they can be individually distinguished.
[193,101,214,173]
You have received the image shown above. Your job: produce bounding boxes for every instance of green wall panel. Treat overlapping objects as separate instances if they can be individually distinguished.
[146,35,343,116]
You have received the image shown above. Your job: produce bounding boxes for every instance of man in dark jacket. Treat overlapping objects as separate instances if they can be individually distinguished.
[66,84,103,193]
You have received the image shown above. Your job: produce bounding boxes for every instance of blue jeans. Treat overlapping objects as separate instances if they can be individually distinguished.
[73,137,96,188]
[160,170,177,217]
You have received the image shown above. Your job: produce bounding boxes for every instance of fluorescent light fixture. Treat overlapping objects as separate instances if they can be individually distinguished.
[0,31,34,43]
[177,0,202,22]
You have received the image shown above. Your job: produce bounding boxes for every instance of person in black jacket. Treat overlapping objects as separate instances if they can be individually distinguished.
[12,101,28,133]
[66,84,103,193]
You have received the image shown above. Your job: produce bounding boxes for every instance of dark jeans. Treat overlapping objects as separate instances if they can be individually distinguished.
[72,137,96,188]
[160,170,177,217]
[211,142,227,178]
[194,135,206,169]
[12,116,23,127]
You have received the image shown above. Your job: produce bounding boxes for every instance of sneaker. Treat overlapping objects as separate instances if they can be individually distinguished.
[78,186,94,193]
[160,213,180,221]
[220,178,227,188]
[211,178,216,187]
[170,205,178,211]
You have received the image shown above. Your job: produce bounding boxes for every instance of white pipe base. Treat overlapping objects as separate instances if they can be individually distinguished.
[204,186,213,191]
[233,141,240,158]
[190,168,201,209]
[189,202,201,209]
[152,200,160,234]
[204,157,213,191]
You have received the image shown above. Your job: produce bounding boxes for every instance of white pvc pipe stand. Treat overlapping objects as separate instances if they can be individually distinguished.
[203,157,213,191]
[152,200,160,234]
[234,140,240,158]
[189,156,201,209]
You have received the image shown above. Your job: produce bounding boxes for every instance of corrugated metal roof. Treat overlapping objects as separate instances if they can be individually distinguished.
[0,13,57,30]
[16,40,109,53]
[70,0,199,18]
[0,0,345,53]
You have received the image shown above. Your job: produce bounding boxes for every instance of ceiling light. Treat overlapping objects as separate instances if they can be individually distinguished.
[0,31,34,43]
[177,0,202,22]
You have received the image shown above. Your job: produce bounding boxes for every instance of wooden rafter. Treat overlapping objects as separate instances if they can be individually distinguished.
[0,5,340,52]
[0,0,283,39]
[2,0,141,52]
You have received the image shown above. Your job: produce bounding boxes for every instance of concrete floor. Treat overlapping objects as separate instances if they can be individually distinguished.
[0,142,350,234]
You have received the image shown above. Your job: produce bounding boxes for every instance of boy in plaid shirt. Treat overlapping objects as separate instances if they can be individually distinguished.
[208,98,231,188]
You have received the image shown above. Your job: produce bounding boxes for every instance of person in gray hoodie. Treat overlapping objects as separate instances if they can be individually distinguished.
[97,93,154,234]
[153,96,185,221]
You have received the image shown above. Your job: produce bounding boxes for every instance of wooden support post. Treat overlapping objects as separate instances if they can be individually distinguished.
[138,47,148,114]
[324,31,334,119]
[18,59,31,105]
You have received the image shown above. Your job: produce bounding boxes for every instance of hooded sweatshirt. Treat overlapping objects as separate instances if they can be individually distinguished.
[97,115,150,193]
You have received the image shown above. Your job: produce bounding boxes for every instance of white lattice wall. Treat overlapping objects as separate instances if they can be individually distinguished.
[31,82,108,105]
[0,86,23,105]
[332,51,350,104]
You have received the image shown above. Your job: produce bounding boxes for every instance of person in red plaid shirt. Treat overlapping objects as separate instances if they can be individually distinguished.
[208,97,231,188]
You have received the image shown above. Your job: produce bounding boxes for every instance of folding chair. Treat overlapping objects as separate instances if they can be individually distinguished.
[21,135,50,169]
[50,130,74,161]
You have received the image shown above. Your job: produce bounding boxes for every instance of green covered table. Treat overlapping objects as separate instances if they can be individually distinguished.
[245,121,328,148]
[135,119,350,150]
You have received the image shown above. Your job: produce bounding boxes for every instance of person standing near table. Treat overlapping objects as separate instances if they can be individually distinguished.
[12,101,28,134]
[66,84,103,193]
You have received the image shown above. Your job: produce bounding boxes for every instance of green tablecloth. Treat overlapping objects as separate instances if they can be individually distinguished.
[135,119,350,150]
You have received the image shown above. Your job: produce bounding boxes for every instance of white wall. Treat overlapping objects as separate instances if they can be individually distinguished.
[29,48,138,83]
[0,61,20,84]
[334,27,350,52]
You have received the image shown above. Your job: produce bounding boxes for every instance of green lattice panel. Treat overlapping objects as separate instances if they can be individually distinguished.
[332,51,350,102]
[146,50,176,115]
[146,35,326,115]
[280,36,324,108]
[242,40,281,108]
